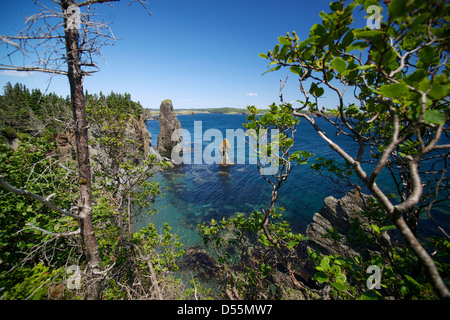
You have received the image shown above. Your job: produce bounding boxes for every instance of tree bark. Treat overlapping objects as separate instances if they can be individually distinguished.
[62,0,102,300]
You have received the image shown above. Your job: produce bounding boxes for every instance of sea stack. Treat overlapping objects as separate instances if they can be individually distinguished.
[157,99,182,158]
[219,138,234,166]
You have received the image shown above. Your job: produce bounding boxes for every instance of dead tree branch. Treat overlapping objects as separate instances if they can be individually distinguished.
[0,175,81,220]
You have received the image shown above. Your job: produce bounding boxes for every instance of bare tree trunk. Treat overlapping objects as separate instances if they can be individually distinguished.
[62,0,102,300]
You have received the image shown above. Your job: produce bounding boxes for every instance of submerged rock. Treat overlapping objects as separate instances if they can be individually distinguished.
[157,99,182,158]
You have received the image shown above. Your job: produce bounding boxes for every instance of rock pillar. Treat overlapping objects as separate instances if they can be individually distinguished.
[157,99,182,158]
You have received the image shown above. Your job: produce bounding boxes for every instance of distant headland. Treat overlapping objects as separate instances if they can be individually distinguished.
[143,107,328,120]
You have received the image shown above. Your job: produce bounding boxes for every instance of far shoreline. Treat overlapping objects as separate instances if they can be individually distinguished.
[143,107,333,119]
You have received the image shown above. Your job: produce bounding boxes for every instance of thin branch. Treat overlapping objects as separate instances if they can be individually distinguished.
[368,107,404,186]
[0,65,68,75]
[25,222,80,237]
[126,241,163,300]
[0,176,81,220]
[126,0,152,16]
[77,0,120,7]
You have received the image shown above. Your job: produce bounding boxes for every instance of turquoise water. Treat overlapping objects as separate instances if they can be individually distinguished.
[134,113,449,246]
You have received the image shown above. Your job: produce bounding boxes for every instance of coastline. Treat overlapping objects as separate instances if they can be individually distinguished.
[143,107,332,119]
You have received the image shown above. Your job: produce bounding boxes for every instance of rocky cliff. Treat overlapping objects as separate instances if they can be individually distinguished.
[157,99,182,158]
[55,114,162,168]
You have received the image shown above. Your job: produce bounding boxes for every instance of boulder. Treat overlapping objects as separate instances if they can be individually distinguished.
[157,99,182,158]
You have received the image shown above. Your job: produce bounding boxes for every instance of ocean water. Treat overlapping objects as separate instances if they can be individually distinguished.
[134,113,448,246]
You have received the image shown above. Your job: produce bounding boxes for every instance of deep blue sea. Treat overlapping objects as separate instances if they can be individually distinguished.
[134,113,448,247]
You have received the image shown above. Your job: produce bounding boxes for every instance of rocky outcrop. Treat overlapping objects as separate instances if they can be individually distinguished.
[142,108,155,121]
[157,99,182,158]
[306,189,391,261]
[55,129,76,160]
[219,139,234,166]
[55,114,163,167]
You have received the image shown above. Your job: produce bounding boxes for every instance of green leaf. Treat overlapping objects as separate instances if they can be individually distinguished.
[283,138,294,148]
[318,256,330,271]
[423,110,445,126]
[404,69,427,85]
[346,41,369,51]
[330,265,341,276]
[330,1,343,11]
[278,36,291,46]
[301,150,313,158]
[428,83,447,100]
[380,225,396,233]
[279,45,290,60]
[379,82,408,99]
[357,64,375,71]
[290,66,304,76]
[405,274,422,291]
[262,65,281,75]
[359,290,383,300]
[353,29,383,39]
[419,46,437,65]
[332,57,347,74]
[273,44,280,55]
[341,31,354,48]
[388,0,410,19]
[335,272,347,284]
[287,240,297,250]
[259,53,268,59]
[346,104,359,114]
[313,271,329,283]
[364,0,380,10]
[331,282,348,292]
[371,224,381,234]
[309,24,326,38]
[315,87,324,97]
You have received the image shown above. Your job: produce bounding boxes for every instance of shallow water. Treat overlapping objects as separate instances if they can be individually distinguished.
[133,113,449,246]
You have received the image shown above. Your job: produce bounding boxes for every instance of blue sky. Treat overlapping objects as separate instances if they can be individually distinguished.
[0,0,370,109]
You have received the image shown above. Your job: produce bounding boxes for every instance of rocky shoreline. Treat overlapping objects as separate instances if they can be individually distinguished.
[306,188,392,261]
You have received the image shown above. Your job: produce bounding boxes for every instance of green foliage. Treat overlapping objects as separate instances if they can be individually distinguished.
[258,0,449,299]
[199,209,307,299]
[86,91,143,120]
[132,222,185,273]
[0,82,72,139]
[310,254,354,298]
[306,199,450,300]
[310,157,354,186]
[84,91,186,299]
[244,103,313,171]
[0,83,187,299]
[1,263,63,300]
[260,0,449,132]
[0,137,79,299]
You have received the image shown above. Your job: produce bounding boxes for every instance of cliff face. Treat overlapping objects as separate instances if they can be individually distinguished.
[156,99,182,158]
[142,108,154,121]
[55,114,162,167]
[305,189,392,260]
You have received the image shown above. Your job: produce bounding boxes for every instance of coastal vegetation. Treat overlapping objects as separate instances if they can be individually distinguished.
[0,0,449,301]
[0,84,190,299]
[201,0,450,300]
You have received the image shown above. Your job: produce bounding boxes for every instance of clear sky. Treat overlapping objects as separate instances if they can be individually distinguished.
[0,0,369,109]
